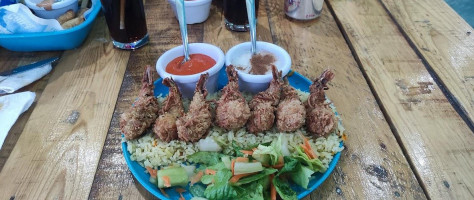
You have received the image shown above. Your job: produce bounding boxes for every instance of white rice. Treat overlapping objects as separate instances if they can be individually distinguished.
[125,90,345,171]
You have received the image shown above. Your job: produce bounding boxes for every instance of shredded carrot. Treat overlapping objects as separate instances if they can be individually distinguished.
[176,188,186,200]
[342,133,347,141]
[162,176,171,187]
[270,174,276,200]
[252,148,257,151]
[235,157,249,162]
[270,156,284,169]
[152,139,157,147]
[190,171,204,186]
[231,159,236,175]
[205,169,216,175]
[229,172,258,183]
[240,150,254,155]
[159,188,169,198]
[145,166,157,178]
[301,144,317,159]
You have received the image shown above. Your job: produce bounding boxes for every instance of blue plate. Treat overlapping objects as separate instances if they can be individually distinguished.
[122,69,343,200]
[0,0,101,52]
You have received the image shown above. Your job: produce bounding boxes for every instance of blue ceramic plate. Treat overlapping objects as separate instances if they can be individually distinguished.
[122,69,343,200]
[0,0,101,52]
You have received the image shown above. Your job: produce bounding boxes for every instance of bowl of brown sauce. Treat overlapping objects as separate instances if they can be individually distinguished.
[156,43,225,99]
[225,41,291,93]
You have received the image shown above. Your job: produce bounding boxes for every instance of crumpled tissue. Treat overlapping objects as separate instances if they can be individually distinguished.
[0,61,52,94]
[0,91,36,148]
[0,3,63,34]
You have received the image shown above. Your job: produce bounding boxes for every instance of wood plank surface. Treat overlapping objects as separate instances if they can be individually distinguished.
[327,0,474,199]
[380,0,474,123]
[89,0,204,198]
[265,1,425,199]
[0,50,62,171]
[0,16,130,199]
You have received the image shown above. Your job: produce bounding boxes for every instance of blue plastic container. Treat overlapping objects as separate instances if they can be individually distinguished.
[0,0,101,52]
[0,0,18,7]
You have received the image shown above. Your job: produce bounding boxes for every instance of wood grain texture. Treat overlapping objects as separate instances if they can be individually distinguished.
[327,0,474,199]
[265,1,426,199]
[0,16,129,199]
[89,0,204,198]
[380,0,474,123]
[0,50,62,171]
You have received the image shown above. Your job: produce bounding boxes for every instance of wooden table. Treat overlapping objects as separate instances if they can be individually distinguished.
[0,0,473,199]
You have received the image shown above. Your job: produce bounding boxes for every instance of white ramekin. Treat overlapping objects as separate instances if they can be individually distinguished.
[167,0,212,24]
[25,0,79,19]
[156,43,225,99]
[225,41,292,94]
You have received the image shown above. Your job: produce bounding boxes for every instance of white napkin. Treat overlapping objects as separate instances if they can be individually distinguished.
[0,3,63,34]
[0,91,36,148]
[0,62,52,94]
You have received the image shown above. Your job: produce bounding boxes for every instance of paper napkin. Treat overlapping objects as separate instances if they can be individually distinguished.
[0,91,36,148]
[0,62,52,94]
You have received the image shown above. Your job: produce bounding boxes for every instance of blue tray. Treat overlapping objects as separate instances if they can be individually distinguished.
[122,69,343,200]
[0,0,101,52]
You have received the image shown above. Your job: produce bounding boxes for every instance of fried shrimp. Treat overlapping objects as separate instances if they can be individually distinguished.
[177,73,213,142]
[305,69,336,137]
[247,65,282,133]
[216,65,251,130]
[120,66,160,140]
[276,77,306,132]
[153,78,185,142]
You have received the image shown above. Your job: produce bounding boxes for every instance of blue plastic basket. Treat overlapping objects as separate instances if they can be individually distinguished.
[0,0,101,52]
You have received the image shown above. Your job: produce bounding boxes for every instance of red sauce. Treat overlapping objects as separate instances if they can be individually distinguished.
[166,54,216,75]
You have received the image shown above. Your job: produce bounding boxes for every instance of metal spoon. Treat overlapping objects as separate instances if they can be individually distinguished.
[176,0,190,63]
[246,0,257,55]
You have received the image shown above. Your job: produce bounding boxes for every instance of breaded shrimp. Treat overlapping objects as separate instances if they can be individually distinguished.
[305,69,336,137]
[120,66,160,140]
[276,77,306,132]
[153,77,185,142]
[176,73,212,142]
[247,66,282,133]
[216,65,250,130]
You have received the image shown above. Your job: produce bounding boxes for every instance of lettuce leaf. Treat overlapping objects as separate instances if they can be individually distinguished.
[294,146,326,172]
[204,169,237,200]
[233,168,278,186]
[273,176,297,200]
[188,152,226,166]
[234,183,264,200]
[252,145,279,166]
[189,184,206,198]
[290,165,314,189]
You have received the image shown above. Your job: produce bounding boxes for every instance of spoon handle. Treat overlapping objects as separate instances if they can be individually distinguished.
[176,0,190,61]
[246,0,257,54]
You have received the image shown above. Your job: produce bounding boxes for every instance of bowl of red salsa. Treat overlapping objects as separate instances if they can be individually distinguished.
[156,43,225,98]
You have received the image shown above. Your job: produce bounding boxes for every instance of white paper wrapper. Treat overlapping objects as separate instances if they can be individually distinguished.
[0,91,36,148]
[0,62,52,94]
[0,3,63,34]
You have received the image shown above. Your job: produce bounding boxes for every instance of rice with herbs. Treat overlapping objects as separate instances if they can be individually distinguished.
[125,90,345,170]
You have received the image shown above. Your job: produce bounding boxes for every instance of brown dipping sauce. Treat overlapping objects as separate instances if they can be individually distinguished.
[249,53,276,75]
[166,54,216,75]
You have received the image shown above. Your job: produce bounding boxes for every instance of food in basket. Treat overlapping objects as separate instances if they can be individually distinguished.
[247,65,282,133]
[305,69,336,137]
[56,8,89,29]
[123,67,345,200]
[277,76,306,132]
[215,66,251,130]
[176,73,213,142]
[153,77,185,142]
[120,66,160,140]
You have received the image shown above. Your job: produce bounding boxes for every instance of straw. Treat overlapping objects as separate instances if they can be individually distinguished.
[120,0,125,29]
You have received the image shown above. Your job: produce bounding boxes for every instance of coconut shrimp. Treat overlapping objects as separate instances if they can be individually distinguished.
[216,65,251,130]
[120,66,160,140]
[177,73,212,142]
[153,78,185,142]
[305,69,336,137]
[276,77,306,132]
[247,65,282,133]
